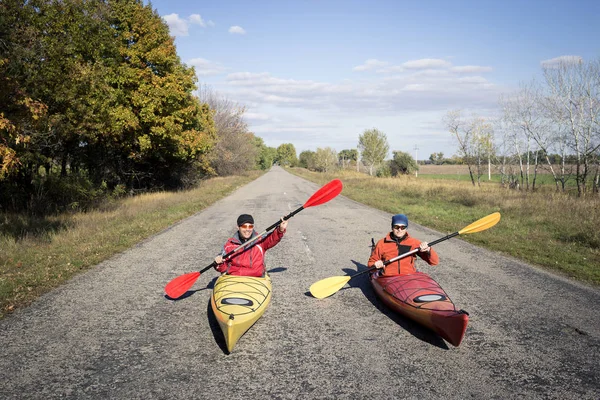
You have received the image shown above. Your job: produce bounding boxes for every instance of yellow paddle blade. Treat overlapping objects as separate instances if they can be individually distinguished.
[458,212,501,235]
[309,275,352,299]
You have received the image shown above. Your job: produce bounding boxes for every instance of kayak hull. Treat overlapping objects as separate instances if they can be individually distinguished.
[210,273,272,352]
[370,272,468,347]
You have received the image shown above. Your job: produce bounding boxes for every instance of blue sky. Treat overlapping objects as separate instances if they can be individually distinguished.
[147,0,599,159]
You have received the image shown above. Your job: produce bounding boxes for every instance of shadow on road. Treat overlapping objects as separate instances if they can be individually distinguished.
[206,297,230,355]
[343,260,449,350]
[267,267,288,274]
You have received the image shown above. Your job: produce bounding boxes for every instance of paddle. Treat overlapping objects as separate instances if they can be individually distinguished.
[164,179,344,299]
[309,212,501,299]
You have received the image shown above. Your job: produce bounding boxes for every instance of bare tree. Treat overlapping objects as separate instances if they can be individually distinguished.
[445,110,495,187]
[543,58,600,196]
[198,85,258,176]
[444,110,477,186]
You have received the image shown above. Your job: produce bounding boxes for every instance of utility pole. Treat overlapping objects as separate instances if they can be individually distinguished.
[414,145,419,177]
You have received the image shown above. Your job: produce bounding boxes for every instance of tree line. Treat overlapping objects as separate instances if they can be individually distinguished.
[0,0,295,214]
[296,128,418,177]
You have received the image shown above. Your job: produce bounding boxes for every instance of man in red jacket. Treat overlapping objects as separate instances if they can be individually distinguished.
[368,214,438,276]
[214,214,288,277]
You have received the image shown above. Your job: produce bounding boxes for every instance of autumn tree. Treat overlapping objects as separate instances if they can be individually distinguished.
[107,0,216,188]
[0,0,119,211]
[0,0,216,211]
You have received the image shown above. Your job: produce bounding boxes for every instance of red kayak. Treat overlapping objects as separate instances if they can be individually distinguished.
[370,272,469,347]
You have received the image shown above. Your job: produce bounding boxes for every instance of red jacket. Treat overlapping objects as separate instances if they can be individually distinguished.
[368,232,438,276]
[216,228,285,277]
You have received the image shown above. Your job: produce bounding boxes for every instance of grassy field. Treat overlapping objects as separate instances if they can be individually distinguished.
[0,172,263,318]
[288,168,600,286]
[417,164,578,188]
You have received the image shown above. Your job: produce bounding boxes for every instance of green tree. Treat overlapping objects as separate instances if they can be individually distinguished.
[390,151,419,176]
[1,0,119,211]
[0,0,43,181]
[298,150,316,170]
[276,143,298,167]
[358,128,389,175]
[338,149,357,168]
[254,137,277,170]
[428,152,445,165]
[314,147,338,172]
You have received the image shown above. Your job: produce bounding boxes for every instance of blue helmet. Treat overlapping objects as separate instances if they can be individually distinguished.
[391,214,408,228]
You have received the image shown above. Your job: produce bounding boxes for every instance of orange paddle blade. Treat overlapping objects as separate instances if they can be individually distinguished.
[164,271,201,299]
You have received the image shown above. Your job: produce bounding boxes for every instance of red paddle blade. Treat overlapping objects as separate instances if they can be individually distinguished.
[303,179,343,208]
[164,271,201,299]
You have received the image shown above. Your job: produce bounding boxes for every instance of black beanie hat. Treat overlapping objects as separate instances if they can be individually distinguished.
[237,214,254,226]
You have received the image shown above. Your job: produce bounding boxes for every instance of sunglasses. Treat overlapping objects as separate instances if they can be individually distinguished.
[239,223,254,229]
[393,225,407,230]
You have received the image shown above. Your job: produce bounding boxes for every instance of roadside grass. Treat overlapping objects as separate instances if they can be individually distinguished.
[288,168,600,285]
[0,172,262,318]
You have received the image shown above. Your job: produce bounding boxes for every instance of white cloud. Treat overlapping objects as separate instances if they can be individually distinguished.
[541,55,583,68]
[206,58,506,156]
[355,58,464,74]
[229,26,247,35]
[187,58,228,76]
[162,13,213,36]
[402,83,430,92]
[244,112,270,121]
[402,58,452,69]
[189,14,206,28]
[243,112,271,126]
[458,76,489,84]
[220,68,501,115]
[163,13,189,36]
[353,59,390,72]
[451,65,493,73]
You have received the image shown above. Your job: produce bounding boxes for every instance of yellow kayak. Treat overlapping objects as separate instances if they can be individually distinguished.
[210,273,272,353]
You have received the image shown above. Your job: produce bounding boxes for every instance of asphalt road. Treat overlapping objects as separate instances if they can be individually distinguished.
[1,166,598,399]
